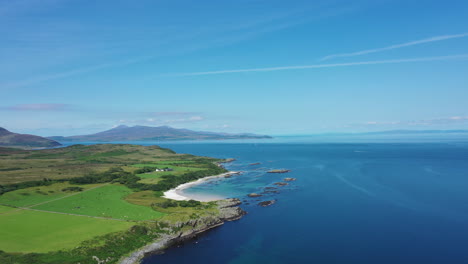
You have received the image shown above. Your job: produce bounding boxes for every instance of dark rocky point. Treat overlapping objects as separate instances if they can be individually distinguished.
[258,200,276,207]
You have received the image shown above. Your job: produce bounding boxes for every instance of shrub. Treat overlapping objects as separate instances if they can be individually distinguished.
[61,187,84,192]
[178,200,201,207]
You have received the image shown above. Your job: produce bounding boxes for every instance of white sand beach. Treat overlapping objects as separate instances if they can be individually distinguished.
[163,171,240,202]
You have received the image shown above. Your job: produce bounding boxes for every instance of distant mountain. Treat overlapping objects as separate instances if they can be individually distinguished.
[48,125,272,142]
[0,127,61,148]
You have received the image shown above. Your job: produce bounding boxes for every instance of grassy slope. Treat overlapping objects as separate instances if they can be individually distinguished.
[0,129,61,148]
[125,190,220,223]
[0,182,103,207]
[33,184,165,221]
[0,210,132,253]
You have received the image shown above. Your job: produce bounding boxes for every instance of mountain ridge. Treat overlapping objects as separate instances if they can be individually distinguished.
[0,127,62,148]
[48,125,272,142]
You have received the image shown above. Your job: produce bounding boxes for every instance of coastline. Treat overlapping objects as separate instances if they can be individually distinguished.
[118,198,245,264]
[0,145,246,264]
[162,171,241,201]
[119,169,245,264]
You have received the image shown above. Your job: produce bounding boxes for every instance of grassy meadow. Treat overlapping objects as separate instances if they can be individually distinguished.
[0,209,133,253]
[0,182,103,207]
[33,184,165,221]
[125,190,219,223]
[0,205,14,213]
[0,144,228,263]
[134,163,205,184]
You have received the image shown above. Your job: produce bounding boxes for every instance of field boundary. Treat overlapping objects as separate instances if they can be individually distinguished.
[0,183,157,222]
[28,183,109,208]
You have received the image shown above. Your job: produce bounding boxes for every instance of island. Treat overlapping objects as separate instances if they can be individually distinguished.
[0,144,245,264]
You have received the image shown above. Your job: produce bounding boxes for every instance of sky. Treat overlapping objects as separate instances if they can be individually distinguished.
[1,0,468,136]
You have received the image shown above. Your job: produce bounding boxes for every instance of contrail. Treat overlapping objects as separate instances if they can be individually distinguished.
[166,54,468,76]
[320,32,468,61]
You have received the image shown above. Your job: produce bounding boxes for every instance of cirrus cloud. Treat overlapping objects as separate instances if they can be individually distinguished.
[320,32,468,61]
[1,103,72,111]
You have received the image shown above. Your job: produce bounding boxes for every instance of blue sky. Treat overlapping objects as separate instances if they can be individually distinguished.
[1,0,468,136]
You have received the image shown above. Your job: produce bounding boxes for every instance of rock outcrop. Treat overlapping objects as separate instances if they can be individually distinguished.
[118,198,245,264]
[258,200,276,207]
[284,178,296,181]
[274,182,289,186]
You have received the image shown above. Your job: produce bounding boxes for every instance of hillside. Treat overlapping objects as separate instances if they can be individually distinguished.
[0,127,61,148]
[0,144,244,264]
[0,143,210,184]
[48,125,272,142]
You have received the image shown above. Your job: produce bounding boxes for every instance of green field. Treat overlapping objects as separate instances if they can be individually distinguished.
[134,163,205,184]
[131,160,196,167]
[0,205,14,214]
[0,210,132,253]
[33,184,165,221]
[0,182,103,207]
[0,144,228,263]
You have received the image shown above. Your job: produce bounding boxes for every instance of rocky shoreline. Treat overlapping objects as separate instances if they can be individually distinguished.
[118,198,245,264]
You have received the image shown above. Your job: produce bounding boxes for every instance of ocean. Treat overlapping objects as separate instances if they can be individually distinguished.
[139,139,468,264]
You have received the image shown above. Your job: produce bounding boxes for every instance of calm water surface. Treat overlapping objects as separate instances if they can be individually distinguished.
[104,140,468,264]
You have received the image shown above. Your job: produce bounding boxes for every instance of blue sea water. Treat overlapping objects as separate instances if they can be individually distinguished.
[137,140,468,264]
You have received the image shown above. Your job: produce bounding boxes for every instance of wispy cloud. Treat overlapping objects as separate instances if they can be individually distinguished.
[117,112,205,126]
[320,32,468,61]
[0,60,140,90]
[150,112,201,117]
[0,1,362,90]
[1,103,71,111]
[165,54,468,77]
